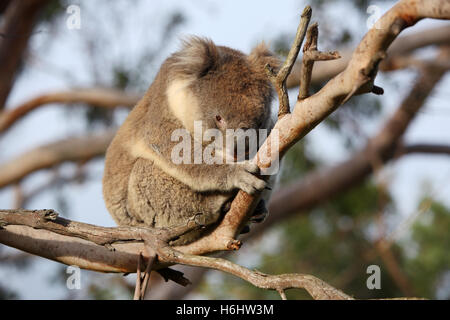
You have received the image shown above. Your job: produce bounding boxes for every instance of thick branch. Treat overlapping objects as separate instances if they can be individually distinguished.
[0,209,352,299]
[0,209,197,272]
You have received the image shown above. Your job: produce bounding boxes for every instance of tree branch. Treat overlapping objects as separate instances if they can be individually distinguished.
[0,0,50,109]
[286,23,450,89]
[298,22,340,100]
[0,209,352,299]
[400,143,450,156]
[2,25,448,133]
[148,53,450,299]
[266,5,312,117]
[0,131,115,189]
[0,88,140,134]
[156,245,353,300]
[261,47,450,237]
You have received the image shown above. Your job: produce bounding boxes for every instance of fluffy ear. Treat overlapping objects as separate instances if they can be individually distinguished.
[248,42,281,73]
[171,36,220,78]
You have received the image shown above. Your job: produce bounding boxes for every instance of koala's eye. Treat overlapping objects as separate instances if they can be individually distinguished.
[215,115,226,129]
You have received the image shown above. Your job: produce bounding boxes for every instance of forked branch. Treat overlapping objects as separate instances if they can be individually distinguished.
[266,5,312,118]
[0,209,352,299]
[298,23,340,100]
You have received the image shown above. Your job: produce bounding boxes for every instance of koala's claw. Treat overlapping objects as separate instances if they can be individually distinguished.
[225,161,266,195]
[236,172,267,195]
[242,161,260,174]
[231,161,266,195]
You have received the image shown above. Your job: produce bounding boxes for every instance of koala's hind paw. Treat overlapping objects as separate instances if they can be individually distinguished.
[250,199,268,223]
[239,225,251,234]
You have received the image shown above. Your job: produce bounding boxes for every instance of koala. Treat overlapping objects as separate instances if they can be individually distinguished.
[102,37,280,245]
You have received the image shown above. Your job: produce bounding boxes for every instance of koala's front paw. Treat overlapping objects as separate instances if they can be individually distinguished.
[230,161,267,195]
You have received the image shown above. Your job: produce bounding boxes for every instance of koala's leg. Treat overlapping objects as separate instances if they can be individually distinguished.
[239,199,269,235]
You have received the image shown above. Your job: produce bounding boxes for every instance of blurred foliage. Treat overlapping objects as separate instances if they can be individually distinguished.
[37,0,66,24]
[0,283,17,300]
[87,281,131,300]
[86,273,134,300]
[0,247,33,299]
[279,140,318,185]
[312,0,393,11]
[404,200,450,299]
[325,95,382,149]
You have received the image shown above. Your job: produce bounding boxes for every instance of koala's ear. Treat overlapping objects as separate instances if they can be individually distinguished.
[172,36,220,78]
[248,42,281,73]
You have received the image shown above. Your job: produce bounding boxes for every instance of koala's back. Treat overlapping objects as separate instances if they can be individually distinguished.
[127,158,233,245]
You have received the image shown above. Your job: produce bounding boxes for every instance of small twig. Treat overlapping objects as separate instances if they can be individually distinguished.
[298,23,340,100]
[139,250,156,299]
[13,183,24,209]
[278,289,287,300]
[266,5,312,118]
[156,245,353,300]
[133,253,143,300]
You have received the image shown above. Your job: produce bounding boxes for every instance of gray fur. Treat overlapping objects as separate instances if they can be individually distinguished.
[102,37,280,244]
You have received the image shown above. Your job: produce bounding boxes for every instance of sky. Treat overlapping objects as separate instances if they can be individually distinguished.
[0,0,449,299]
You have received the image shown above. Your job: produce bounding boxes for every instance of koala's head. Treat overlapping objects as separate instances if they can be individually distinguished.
[166,37,280,160]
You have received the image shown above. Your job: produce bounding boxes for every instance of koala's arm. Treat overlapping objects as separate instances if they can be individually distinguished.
[130,139,266,195]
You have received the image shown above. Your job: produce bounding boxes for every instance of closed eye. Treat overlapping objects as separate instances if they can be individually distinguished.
[215,115,227,130]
